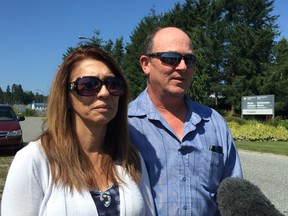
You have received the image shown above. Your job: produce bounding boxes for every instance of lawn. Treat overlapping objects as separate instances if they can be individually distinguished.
[0,156,13,195]
[235,141,288,156]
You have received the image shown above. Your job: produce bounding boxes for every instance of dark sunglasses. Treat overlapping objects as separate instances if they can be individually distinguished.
[68,76,125,96]
[146,52,196,67]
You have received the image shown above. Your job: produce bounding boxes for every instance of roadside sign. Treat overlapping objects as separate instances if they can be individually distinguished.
[241,95,275,119]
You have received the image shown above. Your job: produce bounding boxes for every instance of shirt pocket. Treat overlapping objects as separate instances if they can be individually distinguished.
[197,149,224,192]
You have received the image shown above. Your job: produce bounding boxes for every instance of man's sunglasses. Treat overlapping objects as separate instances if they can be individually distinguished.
[146,52,196,68]
[68,76,125,96]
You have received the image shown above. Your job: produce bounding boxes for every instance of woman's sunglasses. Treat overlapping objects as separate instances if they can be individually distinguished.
[146,52,196,68]
[68,76,125,96]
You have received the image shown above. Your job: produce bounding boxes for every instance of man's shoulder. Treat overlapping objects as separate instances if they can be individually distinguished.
[128,90,148,116]
[186,97,223,120]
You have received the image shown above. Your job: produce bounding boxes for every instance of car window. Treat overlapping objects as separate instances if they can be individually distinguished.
[0,107,17,121]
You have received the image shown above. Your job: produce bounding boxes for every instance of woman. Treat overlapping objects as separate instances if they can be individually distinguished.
[1,46,155,216]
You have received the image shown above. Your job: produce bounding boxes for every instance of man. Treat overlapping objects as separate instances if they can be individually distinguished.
[128,27,243,215]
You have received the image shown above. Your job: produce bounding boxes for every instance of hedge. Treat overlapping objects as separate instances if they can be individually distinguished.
[227,121,288,141]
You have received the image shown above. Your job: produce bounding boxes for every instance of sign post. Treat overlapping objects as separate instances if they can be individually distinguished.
[241,95,275,120]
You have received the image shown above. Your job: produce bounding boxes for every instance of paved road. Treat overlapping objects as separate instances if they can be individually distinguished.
[1,117,288,215]
[239,150,288,215]
[20,116,46,143]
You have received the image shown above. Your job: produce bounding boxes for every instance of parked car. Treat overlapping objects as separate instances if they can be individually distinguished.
[0,104,25,151]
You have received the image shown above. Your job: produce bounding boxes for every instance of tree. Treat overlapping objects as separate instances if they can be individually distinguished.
[62,47,76,60]
[102,37,125,68]
[261,38,288,117]
[0,87,4,104]
[22,91,35,105]
[11,84,25,104]
[62,30,105,60]
[5,85,12,104]
[63,30,125,70]
[221,0,278,115]
[123,9,161,99]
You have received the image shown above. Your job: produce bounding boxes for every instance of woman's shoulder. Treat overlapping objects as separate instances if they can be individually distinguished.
[18,139,43,154]
[14,139,48,167]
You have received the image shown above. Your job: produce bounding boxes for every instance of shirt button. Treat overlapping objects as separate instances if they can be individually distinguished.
[182,177,186,181]
[183,205,187,210]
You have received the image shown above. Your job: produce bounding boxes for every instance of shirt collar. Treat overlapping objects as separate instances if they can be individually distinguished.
[128,88,161,120]
[185,96,211,125]
[128,88,212,124]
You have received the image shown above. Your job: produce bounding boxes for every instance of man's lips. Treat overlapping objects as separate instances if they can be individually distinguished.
[172,77,185,81]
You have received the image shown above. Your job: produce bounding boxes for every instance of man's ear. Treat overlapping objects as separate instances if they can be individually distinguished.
[140,55,150,75]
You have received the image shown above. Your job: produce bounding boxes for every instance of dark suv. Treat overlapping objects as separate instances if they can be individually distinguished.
[0,104,25,151]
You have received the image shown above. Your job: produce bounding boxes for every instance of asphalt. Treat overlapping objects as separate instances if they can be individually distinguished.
[1,117,287,215]
[20,116,46,144]
[239,150,288,215]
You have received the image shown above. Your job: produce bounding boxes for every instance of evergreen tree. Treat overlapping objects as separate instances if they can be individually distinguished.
[261,38,288,117]
[22,91,35,105]
[12,84,25,104]
[5,85,12,104]
[221,0,278,114]
[109,37,125,68]
[0,87,4,104]
[123,9,161,99]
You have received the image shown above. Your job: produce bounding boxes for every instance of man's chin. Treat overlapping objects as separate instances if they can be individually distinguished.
[166,88,186,97]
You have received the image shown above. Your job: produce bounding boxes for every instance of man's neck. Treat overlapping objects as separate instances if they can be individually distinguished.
[147,87,186,113]
[147,88,187,140]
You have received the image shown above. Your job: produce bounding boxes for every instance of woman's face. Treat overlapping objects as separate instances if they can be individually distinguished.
[69,58,120,128]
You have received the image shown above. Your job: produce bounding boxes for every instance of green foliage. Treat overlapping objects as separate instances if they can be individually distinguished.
[0,156,14,194]
[23,108,38,117]
[260,38,288,118]
[225,115,246,125]
[0,85,46,105]
[63,30,126,68]
[269,117,288,129]
[222,0,278,114]
[228,120,288,141]
[62,47,76,60]
[123,9,161,99]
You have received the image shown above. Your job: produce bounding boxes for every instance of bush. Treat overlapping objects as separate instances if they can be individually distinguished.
[23,108,38,117]
[228,121,288,141]
[274,118,288,129]
[225,116,246,125]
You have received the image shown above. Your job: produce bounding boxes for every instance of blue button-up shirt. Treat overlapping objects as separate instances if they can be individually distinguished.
[128,89,243,216]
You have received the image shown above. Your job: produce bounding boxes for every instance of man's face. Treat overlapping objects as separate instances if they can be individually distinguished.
[142,28,195,98]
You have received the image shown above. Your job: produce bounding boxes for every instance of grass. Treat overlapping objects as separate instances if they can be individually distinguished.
[0,156,13,195]
[235,141,288,156]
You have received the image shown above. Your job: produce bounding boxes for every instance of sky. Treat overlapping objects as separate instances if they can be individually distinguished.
[1,0,287,96]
